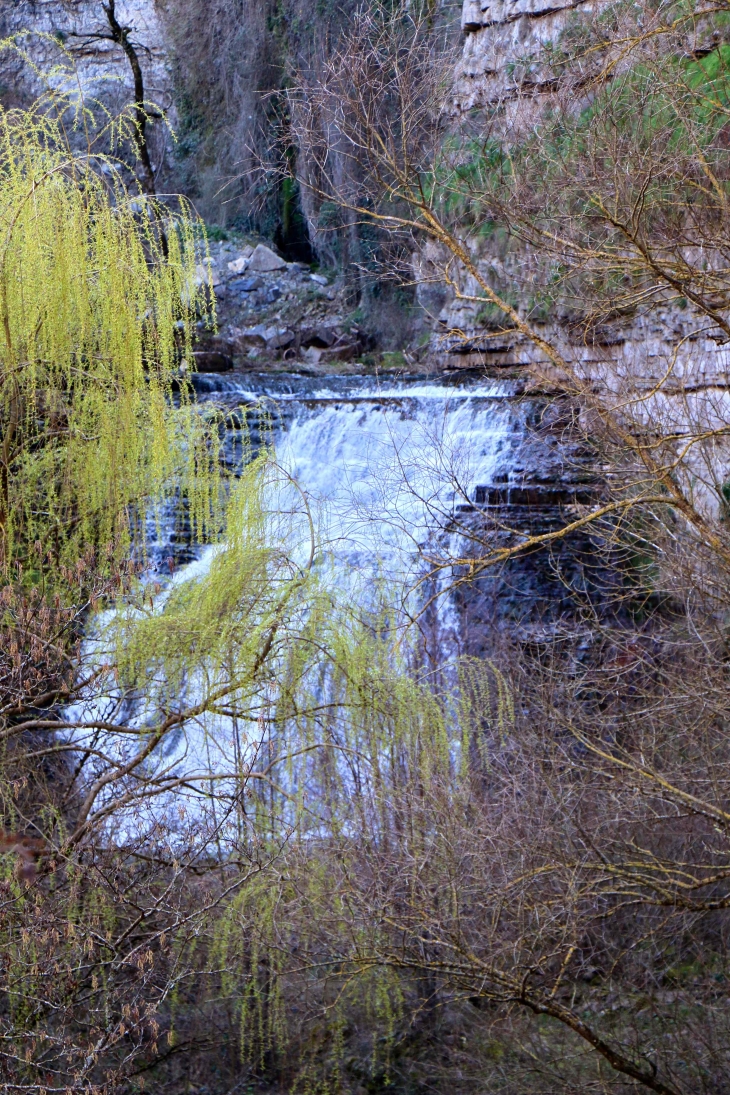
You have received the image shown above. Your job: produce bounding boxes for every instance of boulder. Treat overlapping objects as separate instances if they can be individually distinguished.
[226,246,254,274]
[301,346,323,365]
[264,327,295,351]
[318,340,360,364]
[229,276,263,294]
[227,256,249,275]
[194,262,222,288]
[300,326,337,349]
[247,244,287,273]
[310,273,329,286]
[232,325,268,349]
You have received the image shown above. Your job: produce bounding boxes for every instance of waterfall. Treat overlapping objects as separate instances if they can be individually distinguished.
[249,375,520,573]
[64,371,539,842]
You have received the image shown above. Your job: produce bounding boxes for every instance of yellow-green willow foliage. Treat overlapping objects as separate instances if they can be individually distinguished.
[66,450,494,1086]
[112,458,309,695]
[0,98,215,571]
[109,451,452,822]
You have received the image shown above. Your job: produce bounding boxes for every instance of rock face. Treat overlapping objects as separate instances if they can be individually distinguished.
[0,2,175,186]
[1,2,169,96]
[427,0,730,398]
[442,0,598,367]
[429,0,729,643]
[456,0,591,112]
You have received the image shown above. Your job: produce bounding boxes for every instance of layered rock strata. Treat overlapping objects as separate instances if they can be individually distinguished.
[430,1,730,403]
[457,0,591,111]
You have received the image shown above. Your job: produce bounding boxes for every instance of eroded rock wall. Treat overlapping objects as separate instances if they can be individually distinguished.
[429,0,730,403]
[456,0,591,111]
[0,1,175,188]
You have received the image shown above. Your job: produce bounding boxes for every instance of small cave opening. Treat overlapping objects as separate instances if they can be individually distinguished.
[274,176,315,264]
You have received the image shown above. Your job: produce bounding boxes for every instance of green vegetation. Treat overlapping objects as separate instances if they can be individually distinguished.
[0,89,217,576]
[7,4,730,1094]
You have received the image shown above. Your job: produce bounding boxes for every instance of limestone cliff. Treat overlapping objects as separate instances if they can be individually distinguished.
[456,0,591,111]
[426,0,730,405]
[0,1,176,192]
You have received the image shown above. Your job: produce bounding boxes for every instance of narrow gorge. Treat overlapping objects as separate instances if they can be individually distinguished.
[2,3,730,1094]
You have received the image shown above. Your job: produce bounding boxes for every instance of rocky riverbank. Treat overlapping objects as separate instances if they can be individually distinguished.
[193,237,434,378]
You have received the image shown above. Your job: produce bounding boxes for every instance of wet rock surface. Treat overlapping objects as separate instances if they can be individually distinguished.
[190,230,611,652]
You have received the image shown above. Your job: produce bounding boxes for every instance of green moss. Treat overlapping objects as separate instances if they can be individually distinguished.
[380,350,407,369]
[206,223,230,242]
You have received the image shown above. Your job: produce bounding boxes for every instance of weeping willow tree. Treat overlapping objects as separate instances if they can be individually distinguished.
[0,418,460,1091]
[0,49,455,1091]
[0,82,217,574]
[98,460,456,1088]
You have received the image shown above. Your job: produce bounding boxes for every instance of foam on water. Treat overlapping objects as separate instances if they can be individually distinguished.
[275,382,514,573]
[65,374,523,840]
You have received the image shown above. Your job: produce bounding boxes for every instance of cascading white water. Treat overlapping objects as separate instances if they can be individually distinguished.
[65,372,532,842]
[267,378,520,573]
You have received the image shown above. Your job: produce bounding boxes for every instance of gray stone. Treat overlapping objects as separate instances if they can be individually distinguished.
[247,244,287,272]
[301,346,323,365]
[264,328,295,350]
[226,248,254,274]
[301,326,336,349]
[310,273,329,286]
[229,276,263,294]
[194,263,222,288]
[233,325,268,348]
